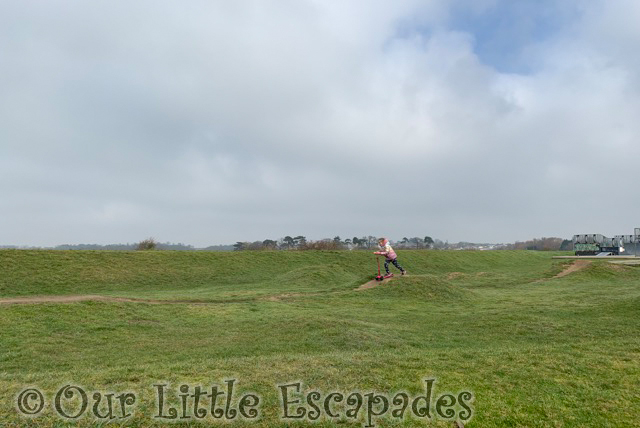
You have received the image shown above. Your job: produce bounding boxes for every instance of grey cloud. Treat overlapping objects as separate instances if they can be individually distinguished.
[1,0,639,246]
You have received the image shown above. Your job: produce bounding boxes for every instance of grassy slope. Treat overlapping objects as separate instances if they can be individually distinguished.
[0,249,560,299]
[0,250,639,427]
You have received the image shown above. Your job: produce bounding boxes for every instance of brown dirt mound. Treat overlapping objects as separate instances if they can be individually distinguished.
[554,260,591,278]
[532,260,592,284]
[356,276,399,290]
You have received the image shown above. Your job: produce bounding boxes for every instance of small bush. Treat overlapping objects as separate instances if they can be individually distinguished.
[136,238,158,251]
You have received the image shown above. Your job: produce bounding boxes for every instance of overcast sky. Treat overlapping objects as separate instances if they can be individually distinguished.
[1,0,639,247]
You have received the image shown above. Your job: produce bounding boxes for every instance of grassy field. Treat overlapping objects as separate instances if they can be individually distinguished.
[0,249,638,427]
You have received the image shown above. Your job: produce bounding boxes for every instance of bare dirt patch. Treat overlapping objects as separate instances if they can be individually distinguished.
[356,276,398,291]
[554,260,591,278]
[447,272,465,280]
[261,293,304,302]
[532,260,592,284]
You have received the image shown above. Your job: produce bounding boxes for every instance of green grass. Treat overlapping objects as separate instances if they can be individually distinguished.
[0,249,638,427]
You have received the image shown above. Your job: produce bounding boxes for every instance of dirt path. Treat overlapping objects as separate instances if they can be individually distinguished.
[531,259,592,284]
[554,259,591,278]
[357,260,593,290]
[356,276,398,290]
[0,293,315,305]
[0,295,199,305]
[0,295,273,305]
[1,261,595,304]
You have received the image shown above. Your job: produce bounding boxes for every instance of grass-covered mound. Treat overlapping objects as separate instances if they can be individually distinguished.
[0,249,562,299]
[0,249,638,427]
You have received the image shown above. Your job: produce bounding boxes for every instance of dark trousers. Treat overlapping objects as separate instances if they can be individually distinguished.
[384,258,404,274]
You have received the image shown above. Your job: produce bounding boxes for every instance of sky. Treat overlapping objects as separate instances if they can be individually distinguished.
[1,0,639,247]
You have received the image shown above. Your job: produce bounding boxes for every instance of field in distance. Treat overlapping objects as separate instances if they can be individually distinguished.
[0,249,638,427]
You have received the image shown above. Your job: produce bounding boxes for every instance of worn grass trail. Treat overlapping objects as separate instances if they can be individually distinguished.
[0,250,638,427]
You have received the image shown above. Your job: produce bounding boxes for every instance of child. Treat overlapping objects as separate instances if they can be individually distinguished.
[373,238,406,278]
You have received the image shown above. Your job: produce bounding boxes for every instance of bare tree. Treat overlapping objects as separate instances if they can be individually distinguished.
[136,237,157,251]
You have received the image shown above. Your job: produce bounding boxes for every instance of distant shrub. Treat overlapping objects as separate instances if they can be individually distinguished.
[136,238,158,251]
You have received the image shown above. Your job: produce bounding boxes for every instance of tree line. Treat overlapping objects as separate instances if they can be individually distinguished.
[231,236,573,252]
[499,237,572,251]
[232,236,438,251]
[2,236,572,252]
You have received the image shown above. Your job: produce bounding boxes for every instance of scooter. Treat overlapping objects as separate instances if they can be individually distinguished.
[375,256,385,281]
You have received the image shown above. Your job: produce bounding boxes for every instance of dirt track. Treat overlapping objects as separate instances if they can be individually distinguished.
[0,261,595,304]
[0,295,186,305]
[356,276,399,290]
[0,293,307,305]
[553,259,591,278]
[530,259,592,284]
[357,259,594,291]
